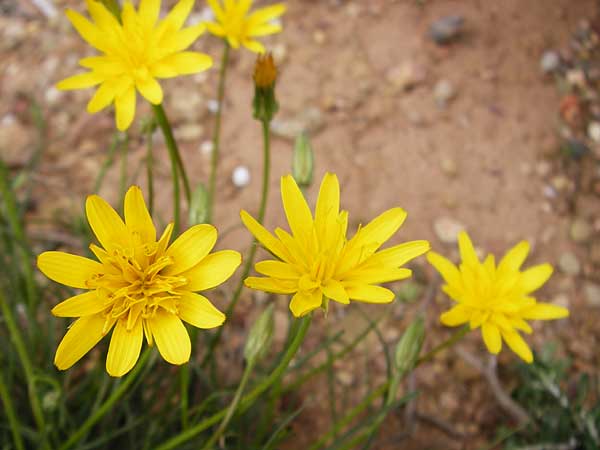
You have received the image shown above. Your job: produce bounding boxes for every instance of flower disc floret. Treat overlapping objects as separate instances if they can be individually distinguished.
[427,231,569,363]
[241,173,430,317]
[38,186,241,377]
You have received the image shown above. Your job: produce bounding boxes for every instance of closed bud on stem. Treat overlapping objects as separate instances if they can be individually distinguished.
[253,53,279,122]
[394,316,425,378]
[244,304,275,364]
[292,132,314,188]
[189,183,209,225]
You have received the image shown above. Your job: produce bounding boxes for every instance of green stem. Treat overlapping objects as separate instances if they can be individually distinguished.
[146,127,155,216]
[93,133,119,194]
[0,368,26,450]
[59,349,152,450]
[201,360,256,450]
[0,161,37,313]
[118,132,128,213]
[0,291,48,449]
[416,324,469,365]
[202,118,271,368]
[207,42,230,223]
[153,105,182,233]
[156,316,312,450]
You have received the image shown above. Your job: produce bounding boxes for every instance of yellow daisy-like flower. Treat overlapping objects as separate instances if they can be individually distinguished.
[241,173,430,317]
[427,231,569,363]
[57,0,213,131]
[37,186,241,377]
[206,0,286,53]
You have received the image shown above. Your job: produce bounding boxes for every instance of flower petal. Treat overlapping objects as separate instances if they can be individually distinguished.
[345,285,395,303]
[51,291,106,317]
[87,82,117,113]
[124,186,156,244]
[427,251,461,286]
[440,304,470,326]
[356,207,407,252]
[56,72,103,90]
[154,52,213,77]
[182,250,241,291]
[240,210,289,261]
[38,251,102,289]
[521,302,569,320]
[520,263,553,293]
[457,231,479,267]
[65,9,105,51]
[281,175,313,240]
[244,277,297,294]
[139,0,161,28]
[136,76,163,105]
[161,23,206,53]
[289,290,322,317]
[254,260,301,279]
[365,240,430,268]
[322,279,349,304]
[85,194,130,251]
[247,4,286,25]
[149,311,190,365]
[343,267,412,284]
[115,86,136,131]
[54,314,110,370]
[106,319,143,377]
[242,39,265,54]
[164,0,194,31]
[498,240,530,273]
[247,23,282,37]
[501,328,533,363]
[164,224,217,275]
[178,292,225,329]
[481,322,502,354]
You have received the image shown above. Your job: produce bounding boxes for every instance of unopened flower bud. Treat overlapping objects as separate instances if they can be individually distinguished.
[188,183,209,225]
[394,316,425,378]
[244,304,275,363]
[253,53,279,122]
[292,132,314,188]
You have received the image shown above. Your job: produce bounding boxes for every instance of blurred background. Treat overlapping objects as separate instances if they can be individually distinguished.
[1,0,600,448]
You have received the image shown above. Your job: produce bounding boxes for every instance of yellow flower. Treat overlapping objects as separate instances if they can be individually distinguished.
[57,0,213,131]
[427,231,569,363]
[37,186,241,377]
[241,173,430,317]
[206,0,286,53]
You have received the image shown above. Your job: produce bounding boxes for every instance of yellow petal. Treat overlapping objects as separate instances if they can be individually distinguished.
[248,4,286,25]
[206,0,225,21]
[289,290,322,317]
[255,260,301,279]
[248,23,282,37]
[343,267,412,284]
[520,302,569,320]
[281,175,313,239]
[120,2,139,31]
[87,82,117,113]
[149,311,190,364]
[481,322,501,354]
[178,292,225,329]
[243,39,265,53]
[65,9,105,51]
[56,72,103,90]
[153,52,213,77]
[106,319,143,377]
[315,172,339,227]
[322,279,349,304]
[115,86,136,131]
[54,314,109,370]
[357,207,407,250]
[156,222,174,255]
[440,304,470,326]
[164,224,217,275]
[498,240,530,273]
[164,0,194,31]
[206,22,225,37]
[124,186,156,244]
[85,194,130,251]
[426,251,461,286]
[136,76,163,105]
[85,0,121,31]
[244,277,297,294]
[457,231,479,267]
[365,240,430,268]
[51,291,106,317]
[161,23,206,53]
[37,251,102,289]
[344,285,395,303]
[182,250,241,291]
[501,328,533,363]
[139,0,161,28]
[520,263,553,293]
[240,210,289,261]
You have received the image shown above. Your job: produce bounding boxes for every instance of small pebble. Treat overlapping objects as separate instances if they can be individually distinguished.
[207,99,220,114]
[583,282,600,307]
[433,217,465,244]
[200,140,213,156]
[434,79,456,107]
[558,252,581,276]
[429,15,465,45]
[540,50,561,74]
[570,218,592,243]
[588,121,600,143]
[232,166,250,188]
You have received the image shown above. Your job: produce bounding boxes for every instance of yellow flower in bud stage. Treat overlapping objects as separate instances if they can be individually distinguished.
[252,52,278,122]
[57,0,213,131]
[206,0,286,53]
[241,173,430,317]
[253,53,277,88]
[427,231,569,363]
[37,186,241,377]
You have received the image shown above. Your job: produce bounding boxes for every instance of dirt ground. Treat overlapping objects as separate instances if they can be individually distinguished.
[2,0,600,448]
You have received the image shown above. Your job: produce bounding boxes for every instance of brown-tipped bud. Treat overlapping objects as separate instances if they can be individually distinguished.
[253,53,279,122]
[394,316,425,378]
[292,132,314,188]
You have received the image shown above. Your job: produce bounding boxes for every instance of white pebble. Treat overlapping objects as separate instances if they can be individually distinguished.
[200,140,214,156]
[232,166,250,188]
[207,99,220,114]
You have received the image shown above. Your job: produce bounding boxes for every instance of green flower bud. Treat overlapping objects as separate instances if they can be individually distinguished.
[292,132,314,188]
[188,183,209,226]
[394,316,425,378]
[252,53,279,123]
[244,304,275,363]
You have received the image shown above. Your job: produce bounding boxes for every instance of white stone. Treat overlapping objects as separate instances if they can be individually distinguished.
[232,166,250,188]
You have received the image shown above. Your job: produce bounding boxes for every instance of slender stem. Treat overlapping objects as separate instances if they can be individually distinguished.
[152,105,181,233]
[146,128,154,216]
[59,349,152,450]
[156,316,311,450]
[0,369,26,450]
[118,132,128,213]
[93,133,119,194]
[416,324,469,365]
[201,360,256,450]
[0,161,37,313]
[207,42,230,223]
[0,291,48,449]
[202,118,271,367]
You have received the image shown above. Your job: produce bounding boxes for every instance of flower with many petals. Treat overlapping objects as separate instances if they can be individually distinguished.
[206,0,286,53]
[37,186,241,377]
[57,0,213,130]
[427,231,569,363]
[241,173,430,317]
